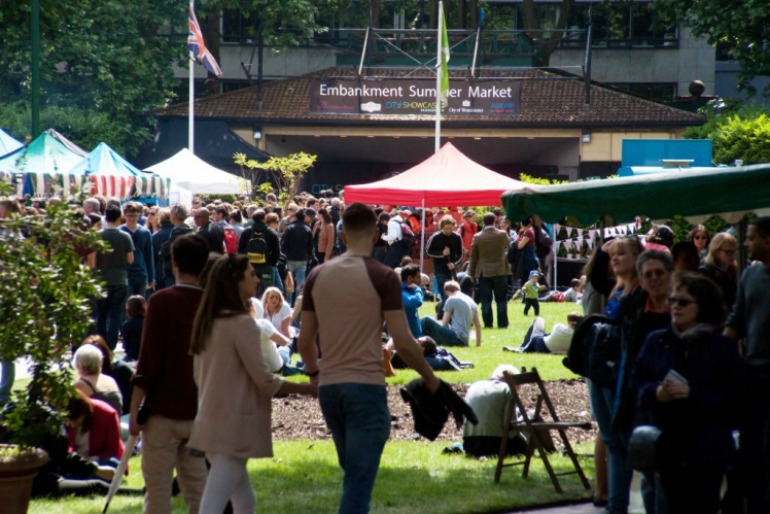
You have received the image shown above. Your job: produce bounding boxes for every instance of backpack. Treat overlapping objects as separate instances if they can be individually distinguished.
[247,229,270,265]
[160,224,193,276]
[399,222,416,247]
[223,227,238,254]
[563,314,622,388]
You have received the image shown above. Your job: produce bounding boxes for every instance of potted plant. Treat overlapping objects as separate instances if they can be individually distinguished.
[0,184,103,512]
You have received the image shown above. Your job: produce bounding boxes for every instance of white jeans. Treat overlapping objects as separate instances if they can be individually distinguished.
[199,453,254,514]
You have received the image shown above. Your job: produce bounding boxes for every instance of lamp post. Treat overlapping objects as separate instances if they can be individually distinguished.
[31,0,41,137]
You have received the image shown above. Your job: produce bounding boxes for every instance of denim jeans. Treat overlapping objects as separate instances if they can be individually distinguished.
[287,260,307,304]
[478,275,509,328]
[319,383,391,514]
[96,284,128,350]
[127,273,148,297]
[420,316,467,346]
[589,381,632,514]
[253,265,276,297]
[434,271,453,302]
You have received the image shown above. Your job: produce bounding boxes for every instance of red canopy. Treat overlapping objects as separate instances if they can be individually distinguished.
[344,142,527,207]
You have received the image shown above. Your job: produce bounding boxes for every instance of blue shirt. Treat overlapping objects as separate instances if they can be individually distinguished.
[402,283,424,337]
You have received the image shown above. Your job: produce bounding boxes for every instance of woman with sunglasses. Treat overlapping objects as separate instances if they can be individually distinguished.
[688,224,711,263]
[634,273,745,514]
[699,232,738,311]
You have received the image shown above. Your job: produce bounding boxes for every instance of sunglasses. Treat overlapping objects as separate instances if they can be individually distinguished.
[642,269,666,280]
[668,297,697,307]
[719,248,737,255]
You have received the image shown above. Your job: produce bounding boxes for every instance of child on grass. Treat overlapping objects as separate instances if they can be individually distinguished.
[120,295,145,361]
[521,270,546,316]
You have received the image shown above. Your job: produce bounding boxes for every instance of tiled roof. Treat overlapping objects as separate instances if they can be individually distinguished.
[161,67,705,128]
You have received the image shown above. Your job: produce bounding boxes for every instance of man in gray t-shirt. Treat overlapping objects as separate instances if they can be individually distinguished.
[95,204,134,350]
[724,216,770,513]
[420,280,482,346]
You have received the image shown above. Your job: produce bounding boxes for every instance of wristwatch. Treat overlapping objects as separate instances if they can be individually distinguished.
[305,369,320,378]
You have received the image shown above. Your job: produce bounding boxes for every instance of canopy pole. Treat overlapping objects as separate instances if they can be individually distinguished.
[420,198,426,271]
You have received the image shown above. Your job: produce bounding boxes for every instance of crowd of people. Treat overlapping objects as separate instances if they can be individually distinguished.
[2,187,770,514]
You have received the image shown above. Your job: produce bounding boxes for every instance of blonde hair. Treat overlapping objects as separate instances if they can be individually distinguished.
[705,232,737,268]
[261,286,285,311]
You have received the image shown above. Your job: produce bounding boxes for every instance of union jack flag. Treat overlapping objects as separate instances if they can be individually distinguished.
[188,2,222,77]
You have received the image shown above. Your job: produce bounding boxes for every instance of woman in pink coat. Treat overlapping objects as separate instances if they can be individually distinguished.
[189,254,312,513]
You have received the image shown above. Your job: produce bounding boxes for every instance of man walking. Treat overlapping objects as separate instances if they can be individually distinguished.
[158,204,193,290]
[724,216,770,514]
[239,209,280,295]
[281,208,313,302]
[129,235,210,514]
[96,204,134,350]
[121,202,155,297]
[298,203,440,514]
[426,216,463,302]
[468,212,511,329]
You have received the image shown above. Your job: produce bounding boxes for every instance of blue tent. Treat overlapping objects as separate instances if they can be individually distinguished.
[0,128,23,158]
[71,142,170,200]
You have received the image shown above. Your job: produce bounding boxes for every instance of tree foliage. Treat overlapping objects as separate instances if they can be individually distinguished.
[0,0,187,156]
[235,151,317,206]
[0,186,103,449]
[651,0,770,94]
[683,101,770,165]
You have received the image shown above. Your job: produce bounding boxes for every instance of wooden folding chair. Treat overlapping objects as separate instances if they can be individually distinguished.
[493,367,592,493]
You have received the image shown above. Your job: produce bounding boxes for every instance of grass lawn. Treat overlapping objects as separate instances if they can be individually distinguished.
[28,299,593,513]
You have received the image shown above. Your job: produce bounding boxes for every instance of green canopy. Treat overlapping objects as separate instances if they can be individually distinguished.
[502,164,770,225]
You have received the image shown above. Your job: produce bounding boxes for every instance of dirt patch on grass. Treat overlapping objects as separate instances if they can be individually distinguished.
[272,379,597,446]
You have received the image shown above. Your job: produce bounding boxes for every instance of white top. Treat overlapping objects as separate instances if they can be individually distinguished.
[254,319,283,373]
[265,303,292,332]
[544,323,575,354]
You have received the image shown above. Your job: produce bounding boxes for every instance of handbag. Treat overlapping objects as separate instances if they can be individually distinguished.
[284,270,295,294]
[627,425,663,473]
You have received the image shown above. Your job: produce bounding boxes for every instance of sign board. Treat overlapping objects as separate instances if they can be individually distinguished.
[310,78,522,116]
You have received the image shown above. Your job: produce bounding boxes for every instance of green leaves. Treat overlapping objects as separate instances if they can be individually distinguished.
[652,0,770,92]
[0,184,103,448]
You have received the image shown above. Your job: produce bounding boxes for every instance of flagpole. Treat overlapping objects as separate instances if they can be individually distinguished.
[189,53,195,153]
[434,1,443,154]
[188,1,195,153]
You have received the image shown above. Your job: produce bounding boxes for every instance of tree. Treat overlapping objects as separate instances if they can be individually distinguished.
[235,151,317,205]
[0,186,103,449]
[0,0,186,156]
[683,101,770,165]
[651,0,770,94]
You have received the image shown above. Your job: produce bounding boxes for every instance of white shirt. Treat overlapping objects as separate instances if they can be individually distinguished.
[382,215,404,244]
[254,319,283,373]
[544,323,575,354]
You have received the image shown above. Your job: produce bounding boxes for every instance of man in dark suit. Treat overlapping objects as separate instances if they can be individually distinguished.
[468,212,511,329]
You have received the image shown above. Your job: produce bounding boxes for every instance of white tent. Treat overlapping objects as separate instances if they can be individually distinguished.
[145,148,249,195]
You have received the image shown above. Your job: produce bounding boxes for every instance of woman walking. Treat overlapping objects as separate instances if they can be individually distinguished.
[189,254,311,513]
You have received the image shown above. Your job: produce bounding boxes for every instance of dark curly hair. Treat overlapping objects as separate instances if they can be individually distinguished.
[673,272,726,326]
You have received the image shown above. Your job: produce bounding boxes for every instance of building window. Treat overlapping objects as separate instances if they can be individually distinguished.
[608,82,678,102]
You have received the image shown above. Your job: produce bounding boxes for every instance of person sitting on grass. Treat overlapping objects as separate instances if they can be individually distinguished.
[420,280,482,347]
[66,391,124,469]
[462,364,528,458]
[385,336,471,371]
[505,311,584,354]
[72,344,124,416]
[400,264,424,337]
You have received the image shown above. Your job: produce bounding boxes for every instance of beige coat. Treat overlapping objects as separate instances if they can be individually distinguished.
[189,314,284,459]
[468,226,511,278]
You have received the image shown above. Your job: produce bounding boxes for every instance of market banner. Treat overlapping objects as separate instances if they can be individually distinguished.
[310,78,522,116]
